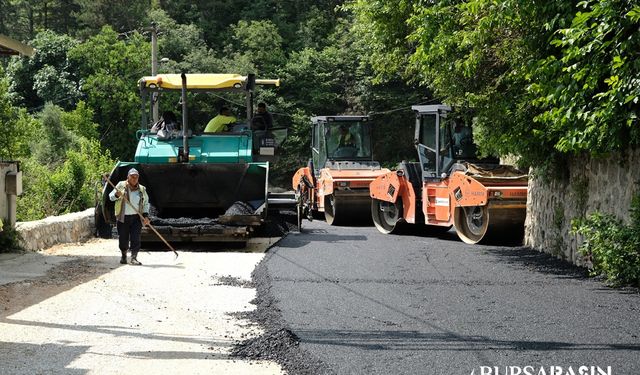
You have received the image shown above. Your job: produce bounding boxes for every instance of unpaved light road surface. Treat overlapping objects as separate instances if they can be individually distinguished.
[0,239,284,375]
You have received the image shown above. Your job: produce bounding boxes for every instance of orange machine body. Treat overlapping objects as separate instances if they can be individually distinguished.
[294,164,390,213]
[370,170,527,228]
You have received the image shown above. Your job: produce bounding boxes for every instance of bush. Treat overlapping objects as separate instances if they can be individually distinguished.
[17,139,114,221]
[572,195,640,287]
[0,226,24,253]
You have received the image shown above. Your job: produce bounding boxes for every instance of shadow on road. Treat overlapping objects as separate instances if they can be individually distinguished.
[125,350,230,360]
[276,229,368,248]
[0,317,234,357]
[292,328,640,352]
[478,245,590,279]
[0,341,89,375]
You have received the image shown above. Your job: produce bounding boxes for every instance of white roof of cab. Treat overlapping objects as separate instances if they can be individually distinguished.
[411,104,452,114]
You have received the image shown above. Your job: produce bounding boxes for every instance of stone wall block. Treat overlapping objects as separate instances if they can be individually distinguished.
[15,208,95,251]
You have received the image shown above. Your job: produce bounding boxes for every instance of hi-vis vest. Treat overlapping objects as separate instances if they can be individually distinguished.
[114,181,147,221]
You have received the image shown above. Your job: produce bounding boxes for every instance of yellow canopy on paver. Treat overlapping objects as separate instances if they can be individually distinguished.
[139,74,279,91]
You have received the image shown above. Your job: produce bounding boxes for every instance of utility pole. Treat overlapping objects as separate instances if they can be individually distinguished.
[151,22,159,123]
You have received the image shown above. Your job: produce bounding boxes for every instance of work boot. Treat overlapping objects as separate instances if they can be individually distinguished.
[130,251,141,265]
[130,257,142,266]
[120,251,127,264]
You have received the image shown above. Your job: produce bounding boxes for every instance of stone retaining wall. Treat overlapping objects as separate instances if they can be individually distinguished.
[15,208,95,251]
[524,148,640,266]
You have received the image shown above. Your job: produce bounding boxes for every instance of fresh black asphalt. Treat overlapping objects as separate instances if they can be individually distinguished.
[235,220,640,375]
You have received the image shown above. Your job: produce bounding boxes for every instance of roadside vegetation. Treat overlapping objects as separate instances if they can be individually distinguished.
[0,1,638,284]
[573,194,640,287]
[0,225,23,253]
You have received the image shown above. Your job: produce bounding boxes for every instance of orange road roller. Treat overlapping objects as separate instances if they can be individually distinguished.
[292,116,390,230]
[369,105,528,244]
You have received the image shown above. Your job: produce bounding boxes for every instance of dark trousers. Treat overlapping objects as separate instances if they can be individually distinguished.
[117,215,142,257]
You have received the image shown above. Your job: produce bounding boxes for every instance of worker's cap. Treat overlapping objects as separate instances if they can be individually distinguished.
[127,168,139,176]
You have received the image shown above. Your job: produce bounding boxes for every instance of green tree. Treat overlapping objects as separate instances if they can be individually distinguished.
[292,6,340,51]
[0,69,39,160]
[160,0,343,54]
[0,0,17,36]
[47,0,81,35]
[60,101,99,140]
[7,30,81,111]
[159,0,243,48]
[224,20,285,75]
[148,8,221,75]
[530,1,640,155]
[33,102,77,165]
[349,1,580,167]
[17,138,114,220]
[15,101,113,221]
[149,8,208,63]
[68,26,150,160]
[73,0,148,37]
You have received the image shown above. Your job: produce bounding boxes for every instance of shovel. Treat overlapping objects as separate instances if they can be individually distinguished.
[105,178,178,259]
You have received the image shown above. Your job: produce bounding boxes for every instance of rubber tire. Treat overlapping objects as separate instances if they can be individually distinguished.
[324,194,338,225]
[371,198,402,234]
[296,187,303,232]
[296,203,303,232]
[95,204,112,239]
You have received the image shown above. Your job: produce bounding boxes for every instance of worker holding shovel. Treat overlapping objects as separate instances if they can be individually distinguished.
[109,168,150,265]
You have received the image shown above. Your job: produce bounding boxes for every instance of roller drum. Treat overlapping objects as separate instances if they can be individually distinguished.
[325,190,373,225]
[454,201,526,244]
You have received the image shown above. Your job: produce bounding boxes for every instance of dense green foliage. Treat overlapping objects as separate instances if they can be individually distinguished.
[1,69,114,221]
[573,195,640,287]
[7,30,81,111]
[68,27,150,159]
[349,0,639,168]
[531,1,640,156]
[0,70,38,160]
[0,225,24,253]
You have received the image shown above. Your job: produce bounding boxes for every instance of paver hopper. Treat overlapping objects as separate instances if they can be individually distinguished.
[369,105,528,244]
[292,116,390,229]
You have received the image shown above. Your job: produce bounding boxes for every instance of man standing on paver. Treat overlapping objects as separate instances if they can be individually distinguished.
[109,168,150,265]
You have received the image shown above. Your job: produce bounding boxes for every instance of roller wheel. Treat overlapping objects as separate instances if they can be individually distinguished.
[454,205,489,244]
[371,198,402,234]
[324,194,337,225]
[95,203,112,239]
[295,186,303,232]
[296,203,303,232]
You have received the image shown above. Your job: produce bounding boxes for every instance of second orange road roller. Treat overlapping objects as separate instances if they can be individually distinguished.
[292,115,390,230]
[369,105,528,244]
